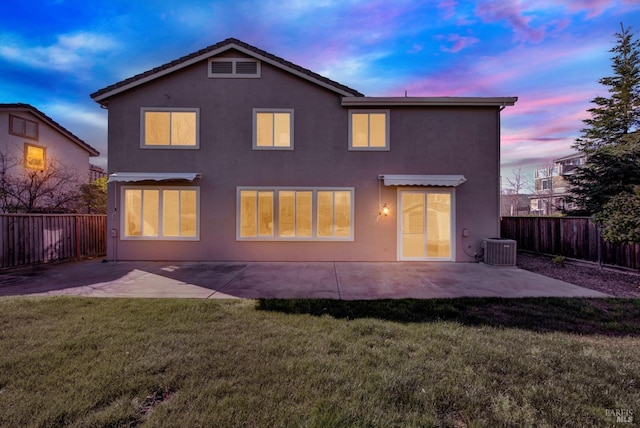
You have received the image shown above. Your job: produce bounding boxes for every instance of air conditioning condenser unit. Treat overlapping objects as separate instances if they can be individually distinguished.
[483,238,517,266]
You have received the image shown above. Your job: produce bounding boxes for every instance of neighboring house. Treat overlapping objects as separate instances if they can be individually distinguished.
[91,38,516,262]
[530,152,586,215]
[501,190,531,216]
[90,164,107,181]
[0,103,100,212]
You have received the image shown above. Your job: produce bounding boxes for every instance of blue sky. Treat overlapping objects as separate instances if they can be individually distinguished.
[1,0,638,187]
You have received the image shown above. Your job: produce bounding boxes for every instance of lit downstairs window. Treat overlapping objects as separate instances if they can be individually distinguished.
[122,187,199,240]
[141,108,199,148]
[317,190,352,238]
[349,110,389,150]
[238,188,353,241]
[24,143,46,170]
[253,109,293,150]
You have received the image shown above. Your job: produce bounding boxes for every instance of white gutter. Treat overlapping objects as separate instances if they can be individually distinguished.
[342,97,518,107]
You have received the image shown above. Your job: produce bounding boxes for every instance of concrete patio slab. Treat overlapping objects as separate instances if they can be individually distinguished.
[335,263,431,299]
[213,262,341,299]
[0,259,610,299]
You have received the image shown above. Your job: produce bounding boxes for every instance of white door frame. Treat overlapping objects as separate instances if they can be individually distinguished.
[396,187,456,261]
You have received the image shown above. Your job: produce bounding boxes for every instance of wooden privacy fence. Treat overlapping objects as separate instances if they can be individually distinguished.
[501,216,640,271]
[0,214,107,269]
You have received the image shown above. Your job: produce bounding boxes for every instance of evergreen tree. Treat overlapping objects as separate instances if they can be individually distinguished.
[568,24,640,217]
[594,187,640,243]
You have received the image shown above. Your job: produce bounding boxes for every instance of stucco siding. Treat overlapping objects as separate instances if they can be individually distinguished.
[105,55,502,262]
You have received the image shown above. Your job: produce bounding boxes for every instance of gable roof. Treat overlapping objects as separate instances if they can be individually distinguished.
[91,38,364,104]
[0,103,99,156]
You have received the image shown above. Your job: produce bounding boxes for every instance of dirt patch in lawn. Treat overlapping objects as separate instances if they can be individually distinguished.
[517,252,640,298]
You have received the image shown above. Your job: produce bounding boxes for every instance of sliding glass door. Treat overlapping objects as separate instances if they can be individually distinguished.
[399,190,453,260]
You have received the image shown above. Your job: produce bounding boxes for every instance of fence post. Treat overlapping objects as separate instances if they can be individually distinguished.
[75,215,81,259]
[596,221,603,269]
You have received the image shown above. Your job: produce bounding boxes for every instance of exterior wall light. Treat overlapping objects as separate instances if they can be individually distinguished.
[382,203,390,216]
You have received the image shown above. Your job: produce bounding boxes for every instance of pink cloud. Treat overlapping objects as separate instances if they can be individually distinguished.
[563,0,616,18]
[438,0,457,20]
[440,34,480,52]
[389,61,521,97]
[390,36,605,98]
[491,83,600,172]
[509,92,594,115]
[500,93,593,173]
[475,0,546,42]
[551,18,571,32]
[408,44,423,54]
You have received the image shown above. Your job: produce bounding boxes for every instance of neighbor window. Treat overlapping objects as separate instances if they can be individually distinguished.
[530,199,539,210]
[349,110,389,150]
[24,143,46,170]
[253,109,293,150]
[10,114,39,140]
[141,108,199,148]
[122,186,199,240]
[238,187,353,240]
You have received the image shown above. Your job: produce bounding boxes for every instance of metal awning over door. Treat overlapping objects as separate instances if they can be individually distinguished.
[378,174,466,187]
[108,172,202,183]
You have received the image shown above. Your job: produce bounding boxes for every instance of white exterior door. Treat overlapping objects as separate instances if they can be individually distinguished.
[398,189,454,261]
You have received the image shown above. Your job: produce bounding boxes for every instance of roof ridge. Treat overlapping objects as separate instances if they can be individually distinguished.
[90,38,364,101]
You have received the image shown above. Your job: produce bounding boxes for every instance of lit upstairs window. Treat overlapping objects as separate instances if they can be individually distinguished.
[24,143,46,170]
[349,110,389,151]
[141,108,199,148]
[253,109,294,150]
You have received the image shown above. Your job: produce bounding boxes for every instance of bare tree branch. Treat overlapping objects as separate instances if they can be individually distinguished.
[0,148,84,213]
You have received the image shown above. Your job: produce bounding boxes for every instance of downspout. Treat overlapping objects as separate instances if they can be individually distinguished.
[496,105,502,237]
[102,102,117,262]
[111,181,118,262]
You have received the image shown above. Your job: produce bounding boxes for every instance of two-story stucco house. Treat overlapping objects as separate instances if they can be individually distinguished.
[91,38,516,262]
[0,103,100,212]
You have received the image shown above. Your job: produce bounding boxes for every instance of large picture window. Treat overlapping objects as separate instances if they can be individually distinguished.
[141,108,199,148]
[238,187,353,241]
[253,109,293,150]
[349,110,389,150]
[122,186,199,240]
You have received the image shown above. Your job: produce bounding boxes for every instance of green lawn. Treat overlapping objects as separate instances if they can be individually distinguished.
[0,297,638,427]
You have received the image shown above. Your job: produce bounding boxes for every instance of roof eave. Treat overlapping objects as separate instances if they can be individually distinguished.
[27,110,100,157]
[341,96,518,107]
[0,103,100,157]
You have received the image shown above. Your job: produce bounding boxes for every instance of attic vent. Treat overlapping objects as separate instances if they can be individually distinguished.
[210,61,233,75]
[236,61,258,75]
[208,58,261,78]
